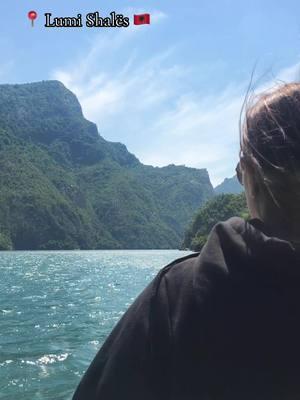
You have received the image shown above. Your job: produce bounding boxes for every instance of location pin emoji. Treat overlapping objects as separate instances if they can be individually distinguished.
[28,11,38,27]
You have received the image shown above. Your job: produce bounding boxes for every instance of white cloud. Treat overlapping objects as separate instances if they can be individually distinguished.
[51,25,300,186]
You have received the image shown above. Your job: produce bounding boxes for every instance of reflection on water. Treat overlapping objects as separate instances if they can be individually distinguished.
[0,250,192,400]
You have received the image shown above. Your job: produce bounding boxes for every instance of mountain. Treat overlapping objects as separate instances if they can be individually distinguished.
[0,80,214,250]
[214,175,243,194]
[182,193,248,251]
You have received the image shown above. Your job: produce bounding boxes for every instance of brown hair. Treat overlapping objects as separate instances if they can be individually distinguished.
[241,82,300,232]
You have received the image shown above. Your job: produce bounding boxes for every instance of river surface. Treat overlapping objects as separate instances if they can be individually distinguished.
[0,250,192,400]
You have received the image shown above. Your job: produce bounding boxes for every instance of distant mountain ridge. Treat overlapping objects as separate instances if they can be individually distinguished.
[214,175,243,194]
[0,80,214,250]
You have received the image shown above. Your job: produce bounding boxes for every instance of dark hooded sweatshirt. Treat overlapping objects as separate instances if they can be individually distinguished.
[72,217,300,400]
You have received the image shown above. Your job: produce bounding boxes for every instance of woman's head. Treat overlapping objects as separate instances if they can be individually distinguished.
[239,82,300,241]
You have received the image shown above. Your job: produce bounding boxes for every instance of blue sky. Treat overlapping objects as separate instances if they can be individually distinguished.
[1,1,300,185]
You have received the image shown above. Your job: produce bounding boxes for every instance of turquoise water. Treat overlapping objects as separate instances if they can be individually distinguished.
[0,250,192,400]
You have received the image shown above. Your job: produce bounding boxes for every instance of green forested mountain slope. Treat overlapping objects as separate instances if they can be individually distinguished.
[214,175,243,194]
[0,81,214,250]
[182,193,248,251]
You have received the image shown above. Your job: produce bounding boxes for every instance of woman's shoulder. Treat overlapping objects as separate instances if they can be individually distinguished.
[153,217,248,309]
[162,216,249,280]
[157,215,294,302]
[160,215,299,304]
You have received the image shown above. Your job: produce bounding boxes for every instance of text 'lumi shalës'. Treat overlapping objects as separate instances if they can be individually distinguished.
[45,12,130,28]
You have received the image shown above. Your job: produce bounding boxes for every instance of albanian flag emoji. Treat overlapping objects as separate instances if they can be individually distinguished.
[134,14,150,25]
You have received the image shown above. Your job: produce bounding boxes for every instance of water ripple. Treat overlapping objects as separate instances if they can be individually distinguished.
[0,249,192,399]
